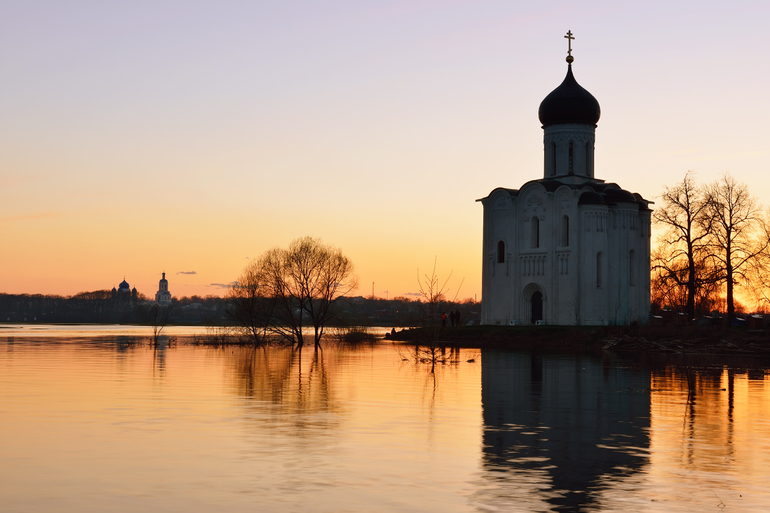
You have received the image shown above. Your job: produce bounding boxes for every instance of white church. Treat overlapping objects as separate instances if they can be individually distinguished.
[479,33,651,326]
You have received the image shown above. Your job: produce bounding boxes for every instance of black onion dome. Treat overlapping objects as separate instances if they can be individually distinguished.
[538,65,601,127]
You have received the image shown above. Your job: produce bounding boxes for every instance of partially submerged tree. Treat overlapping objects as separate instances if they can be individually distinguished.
[144,301,175,345]
[418,259,451,336]
[230,237,358,349]
[413,258,464,373]
[226,262,272,345]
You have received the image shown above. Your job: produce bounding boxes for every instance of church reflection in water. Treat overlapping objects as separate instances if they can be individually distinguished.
[478,350,651,510]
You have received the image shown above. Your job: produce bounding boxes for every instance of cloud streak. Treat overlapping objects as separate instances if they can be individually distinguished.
[210,282,236,289]
[177,271,197,275]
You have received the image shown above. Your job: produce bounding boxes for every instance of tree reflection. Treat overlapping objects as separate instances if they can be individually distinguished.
[151,336,169,378]
[221,345,339,433]
[649,361,769,471]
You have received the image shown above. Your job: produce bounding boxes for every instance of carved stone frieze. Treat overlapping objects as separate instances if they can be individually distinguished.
[494,197,510,210]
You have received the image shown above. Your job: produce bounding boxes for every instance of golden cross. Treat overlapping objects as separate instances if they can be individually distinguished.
[564,30,574,57]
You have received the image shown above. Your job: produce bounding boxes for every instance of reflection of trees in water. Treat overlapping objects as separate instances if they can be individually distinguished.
[79,336,169,378]
[223,346,338,432]
[151,338,170,378]
[91,336,170,380]
[476,351,651,511]
[650,362,768,470]
[397,346,478,445]
[398,343,467,395]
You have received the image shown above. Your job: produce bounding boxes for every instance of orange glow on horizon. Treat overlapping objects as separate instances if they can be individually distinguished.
[3,3,770,305]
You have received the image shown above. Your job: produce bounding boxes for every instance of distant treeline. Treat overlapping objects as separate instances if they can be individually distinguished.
[0,291,479,327]
[335,296,479,327]
[0,291,227,325]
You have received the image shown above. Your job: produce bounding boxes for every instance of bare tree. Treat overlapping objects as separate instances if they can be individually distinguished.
[704,174,770,323]
[746,218,770,312]
[653,171,714,318]
[418,258,452,337]
[651,247,721,315]
[144,301,175,345]
[227,262,272,345]
[414,258,464,373]
[237,237,358,349]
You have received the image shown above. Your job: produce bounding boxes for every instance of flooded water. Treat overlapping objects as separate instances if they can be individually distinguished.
[1,326,770,512]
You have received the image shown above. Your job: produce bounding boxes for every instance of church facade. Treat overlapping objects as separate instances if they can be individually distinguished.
[479,37,651,326]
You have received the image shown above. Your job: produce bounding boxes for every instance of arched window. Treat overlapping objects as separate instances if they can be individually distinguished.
[561,215,569,247]
[629,250,635,286]
[568,141,574,175]
[497,241,505,263]
[532,217,540,248]
[551,142,557,176]
[596,252,603,288]
[585,141,591,177]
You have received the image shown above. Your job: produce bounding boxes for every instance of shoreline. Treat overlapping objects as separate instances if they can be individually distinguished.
[4,322,770,362]
[390,324,770,358]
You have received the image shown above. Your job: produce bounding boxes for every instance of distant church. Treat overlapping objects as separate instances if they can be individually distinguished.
[112,278,138,301]
[155,272,172,306]
[479,32,651,326]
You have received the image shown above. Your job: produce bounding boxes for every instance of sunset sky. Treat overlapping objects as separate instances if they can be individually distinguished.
[1,1,768,300]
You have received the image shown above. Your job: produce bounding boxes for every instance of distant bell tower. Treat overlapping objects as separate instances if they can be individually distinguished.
[155,272,172,306]
[538,30,601,183]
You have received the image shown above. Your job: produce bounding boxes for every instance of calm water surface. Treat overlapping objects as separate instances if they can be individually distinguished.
[1,325,769,512]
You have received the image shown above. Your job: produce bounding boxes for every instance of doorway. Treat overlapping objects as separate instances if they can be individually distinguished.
[531,291,543,324]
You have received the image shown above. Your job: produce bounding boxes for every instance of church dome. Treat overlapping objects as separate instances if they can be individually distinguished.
[118,279,130,290]
[538,65,601,127]
[604,189,638,204]
[578,191,604,205]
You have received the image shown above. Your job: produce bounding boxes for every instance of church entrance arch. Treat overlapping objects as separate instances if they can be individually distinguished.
[521,283,546,325]
[531,291,543,324]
